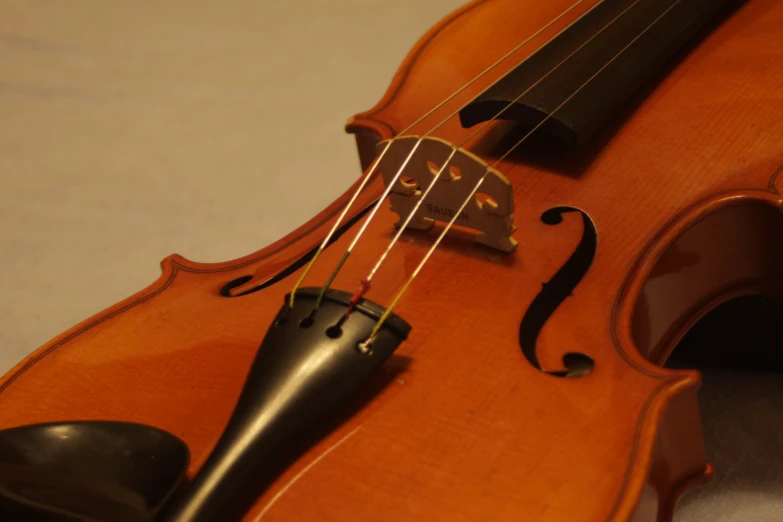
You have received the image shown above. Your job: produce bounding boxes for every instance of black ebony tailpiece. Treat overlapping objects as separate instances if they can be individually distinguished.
[160,287,410,522]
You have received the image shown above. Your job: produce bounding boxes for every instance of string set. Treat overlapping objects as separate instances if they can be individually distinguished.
[287,0,683,349]
[288,0,593,311]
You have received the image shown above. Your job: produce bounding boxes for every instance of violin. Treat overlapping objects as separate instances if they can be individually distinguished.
[2,0,782,521]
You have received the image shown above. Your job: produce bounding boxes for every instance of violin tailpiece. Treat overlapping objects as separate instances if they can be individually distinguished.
[159,287,410,522]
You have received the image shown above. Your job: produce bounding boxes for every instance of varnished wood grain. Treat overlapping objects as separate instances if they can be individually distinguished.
[1,0,782,521]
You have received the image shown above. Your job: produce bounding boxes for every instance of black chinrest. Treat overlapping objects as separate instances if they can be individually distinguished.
[0,421,189,522]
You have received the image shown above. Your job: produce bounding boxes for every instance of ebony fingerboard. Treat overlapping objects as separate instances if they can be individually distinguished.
[458,0,734,148]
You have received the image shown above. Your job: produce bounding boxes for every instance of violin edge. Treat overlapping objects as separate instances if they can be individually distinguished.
[0,171,389,398]
[345,0,493,142]
[602,170,783,520]
[612,178,783,374]
[610,371,710,522]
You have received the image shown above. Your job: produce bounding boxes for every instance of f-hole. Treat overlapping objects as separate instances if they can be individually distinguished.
[519,207,597,378]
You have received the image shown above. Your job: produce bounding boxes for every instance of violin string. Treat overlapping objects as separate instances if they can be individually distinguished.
[361,0,648,289]
[360,0,684,349]
[313,0,603,311]
[287,0,593,308]
[344,0,642,315]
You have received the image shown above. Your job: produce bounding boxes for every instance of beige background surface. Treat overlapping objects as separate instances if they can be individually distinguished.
[1,0,781,520]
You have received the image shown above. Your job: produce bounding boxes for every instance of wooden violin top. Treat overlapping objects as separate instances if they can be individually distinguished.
[2,1,783,521]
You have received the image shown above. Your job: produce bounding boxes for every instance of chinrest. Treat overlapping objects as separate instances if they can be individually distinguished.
[0,421,189,522]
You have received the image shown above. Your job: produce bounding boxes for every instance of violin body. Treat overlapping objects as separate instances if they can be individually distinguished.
[2,0,783,520]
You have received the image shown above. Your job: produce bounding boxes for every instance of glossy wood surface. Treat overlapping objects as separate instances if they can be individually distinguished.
[2,0,783,521]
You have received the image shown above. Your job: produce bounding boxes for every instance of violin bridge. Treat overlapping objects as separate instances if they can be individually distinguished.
[377,135,517,253]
